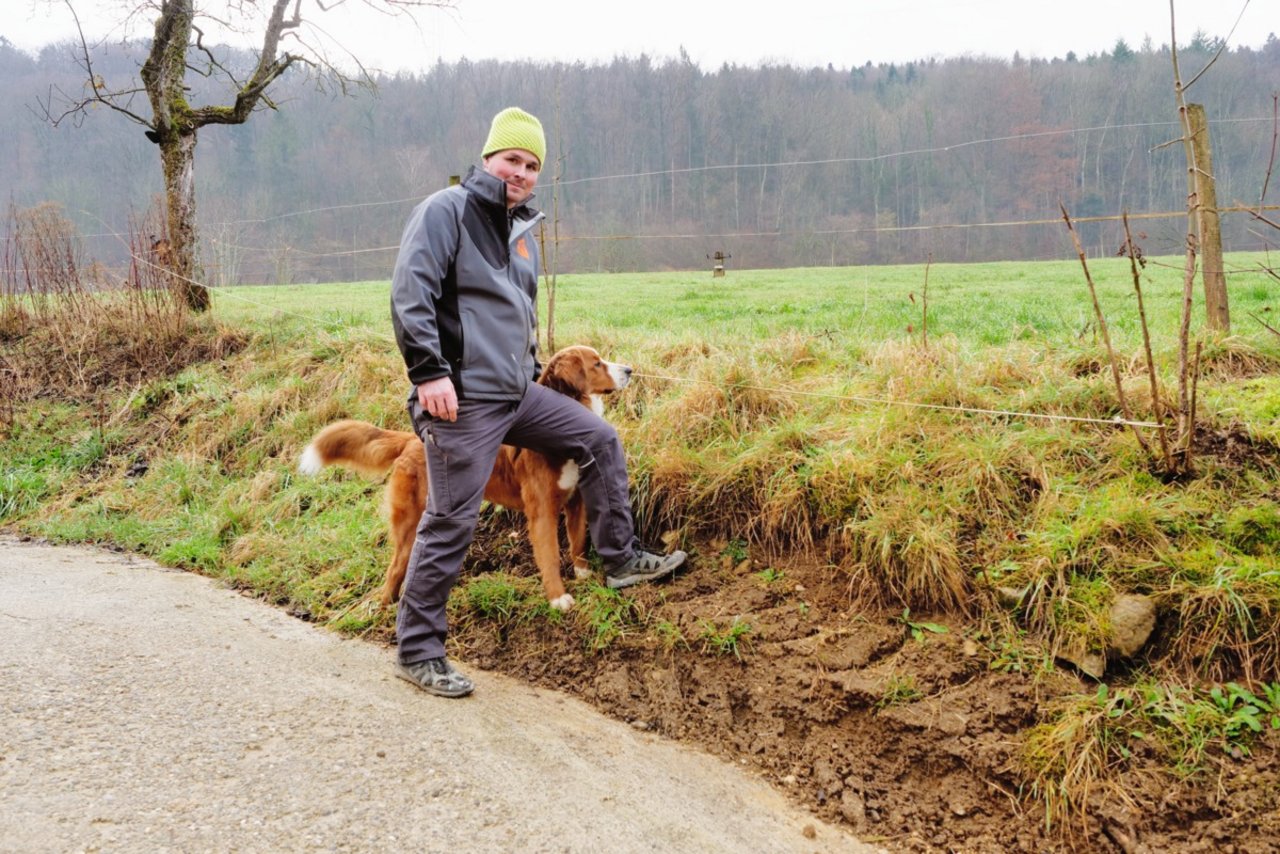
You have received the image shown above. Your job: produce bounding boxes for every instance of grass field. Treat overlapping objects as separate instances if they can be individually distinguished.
[219,253,1279,351]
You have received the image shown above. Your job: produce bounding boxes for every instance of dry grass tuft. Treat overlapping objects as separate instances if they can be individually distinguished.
[1021,689,1136,832]
[1197,336,1280,380]
[1158,554,1280,685]
[841,483,972,613]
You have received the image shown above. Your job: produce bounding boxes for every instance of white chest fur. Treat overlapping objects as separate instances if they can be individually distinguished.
[557,460,580,491]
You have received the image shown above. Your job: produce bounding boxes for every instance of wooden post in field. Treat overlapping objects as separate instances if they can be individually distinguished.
[1186,104,1229,332]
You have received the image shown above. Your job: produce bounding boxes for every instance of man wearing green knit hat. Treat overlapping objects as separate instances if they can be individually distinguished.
[389,107,688,698]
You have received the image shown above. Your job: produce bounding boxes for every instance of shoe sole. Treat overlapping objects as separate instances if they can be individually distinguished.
[395,664,474,698]
[605,562,682,590]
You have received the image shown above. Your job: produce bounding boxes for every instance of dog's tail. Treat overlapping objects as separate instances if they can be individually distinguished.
[298,419,416,478]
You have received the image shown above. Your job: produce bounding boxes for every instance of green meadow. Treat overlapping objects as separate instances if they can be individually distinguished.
[222,253,1279,350]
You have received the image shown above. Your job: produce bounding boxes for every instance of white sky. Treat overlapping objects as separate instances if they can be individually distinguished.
[4,0,1274,72]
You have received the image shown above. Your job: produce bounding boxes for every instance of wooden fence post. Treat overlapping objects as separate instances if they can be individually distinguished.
[1187,104,1229,332]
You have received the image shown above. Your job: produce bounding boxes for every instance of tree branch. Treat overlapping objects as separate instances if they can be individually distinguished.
[188,24,242,87]
[36,0,155,128]
[1182,0,1250,91]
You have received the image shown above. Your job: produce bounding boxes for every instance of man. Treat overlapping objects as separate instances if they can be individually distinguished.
[389,107,687,698]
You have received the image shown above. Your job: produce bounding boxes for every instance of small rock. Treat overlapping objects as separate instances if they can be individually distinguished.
[1058,642,1106,679]
[802,824,816,839]
[996,586,1026,607]
[962,638,979,657]
[1110,594,1157,658]
[840,789,866,825]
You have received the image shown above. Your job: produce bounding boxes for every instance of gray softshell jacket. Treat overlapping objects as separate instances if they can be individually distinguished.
[391,166,545,401]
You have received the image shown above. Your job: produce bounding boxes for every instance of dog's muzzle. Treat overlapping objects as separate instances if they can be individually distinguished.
[607,361,633,390]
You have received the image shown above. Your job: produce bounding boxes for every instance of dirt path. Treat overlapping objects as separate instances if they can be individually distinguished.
[0,537,877,853]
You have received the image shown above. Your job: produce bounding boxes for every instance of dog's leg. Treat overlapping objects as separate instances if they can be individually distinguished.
[564,494,591,579]
[382,518,415,607]
[524,489,573,612]
[381,462,424,607]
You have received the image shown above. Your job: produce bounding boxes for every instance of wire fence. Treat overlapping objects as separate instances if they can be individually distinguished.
[4,115,1279,285]
[6,203,1269,285]
[16,197,1249,438]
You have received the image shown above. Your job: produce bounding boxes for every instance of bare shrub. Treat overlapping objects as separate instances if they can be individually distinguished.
[0,202,245,423]
[2,202,90,324]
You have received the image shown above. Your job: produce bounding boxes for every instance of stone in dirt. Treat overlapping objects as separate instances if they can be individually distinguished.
[1109,594,1156,659]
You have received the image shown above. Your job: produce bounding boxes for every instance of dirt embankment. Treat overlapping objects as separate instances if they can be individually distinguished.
[448,533,1280,854]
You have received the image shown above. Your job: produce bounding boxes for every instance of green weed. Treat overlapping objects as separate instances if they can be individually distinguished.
[1207,682,1279,753]
[756,566,785,585]
[576,585,641,652]
[721,538,749,562]
[652,618,688,652]
[1023,679,1280,827]
[896,607,949,642]
[986,632,1052,675]
[460,574,526,623]
[1223,501,1280,556]
[157,532,226,574]
[877,674,922,708]
[699,616,753,660]
[0,468,50,520]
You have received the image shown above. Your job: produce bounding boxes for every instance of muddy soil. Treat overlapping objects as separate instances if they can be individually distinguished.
[439,524,1280,854]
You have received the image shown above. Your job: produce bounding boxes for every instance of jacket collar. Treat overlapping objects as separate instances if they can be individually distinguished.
[462,166,538,219]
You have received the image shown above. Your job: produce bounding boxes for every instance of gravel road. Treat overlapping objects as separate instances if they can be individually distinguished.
[0,537,878,853]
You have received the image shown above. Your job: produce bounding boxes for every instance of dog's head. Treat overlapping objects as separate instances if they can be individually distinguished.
[540,345,632,406]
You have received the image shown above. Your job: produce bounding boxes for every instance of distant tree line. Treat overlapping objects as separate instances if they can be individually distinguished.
[2,33,1278,283]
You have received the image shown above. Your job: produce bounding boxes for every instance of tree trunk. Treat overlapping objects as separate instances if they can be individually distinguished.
[159,132,207,311]
[1187,104,1228,331]
[141,0,207,312]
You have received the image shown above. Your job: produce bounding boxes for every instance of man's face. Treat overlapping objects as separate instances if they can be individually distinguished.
[483,148,541,208]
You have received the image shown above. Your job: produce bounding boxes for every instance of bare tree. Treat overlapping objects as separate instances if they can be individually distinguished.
[1245,94,1280,341]
[41,0,451,311]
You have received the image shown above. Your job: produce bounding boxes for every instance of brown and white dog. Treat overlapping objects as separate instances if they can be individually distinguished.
[298,345,632,612]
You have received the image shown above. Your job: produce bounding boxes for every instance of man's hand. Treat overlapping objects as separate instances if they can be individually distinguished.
[417,376,458,422]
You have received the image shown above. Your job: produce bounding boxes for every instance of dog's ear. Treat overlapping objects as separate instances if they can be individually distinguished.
[541,350,589,399]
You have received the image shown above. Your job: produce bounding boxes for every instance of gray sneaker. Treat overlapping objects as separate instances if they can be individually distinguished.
[395,657,474,698]
[605,549,687,589]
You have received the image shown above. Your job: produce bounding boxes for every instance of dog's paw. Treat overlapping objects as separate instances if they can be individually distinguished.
[549,593,575,612]
[572,563,592,580]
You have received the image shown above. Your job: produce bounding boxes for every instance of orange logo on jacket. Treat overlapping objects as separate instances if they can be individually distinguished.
[515,237,530,260]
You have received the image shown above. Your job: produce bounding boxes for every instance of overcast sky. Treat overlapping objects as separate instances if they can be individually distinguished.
[5,0,1273,72]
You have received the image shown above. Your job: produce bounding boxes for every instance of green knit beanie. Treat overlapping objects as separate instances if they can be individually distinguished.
[481,107,546,166]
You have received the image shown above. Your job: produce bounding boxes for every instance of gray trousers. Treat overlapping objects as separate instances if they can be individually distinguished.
[396,382,640,663]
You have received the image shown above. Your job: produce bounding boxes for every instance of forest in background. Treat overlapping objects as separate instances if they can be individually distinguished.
[2,32,1279,283]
